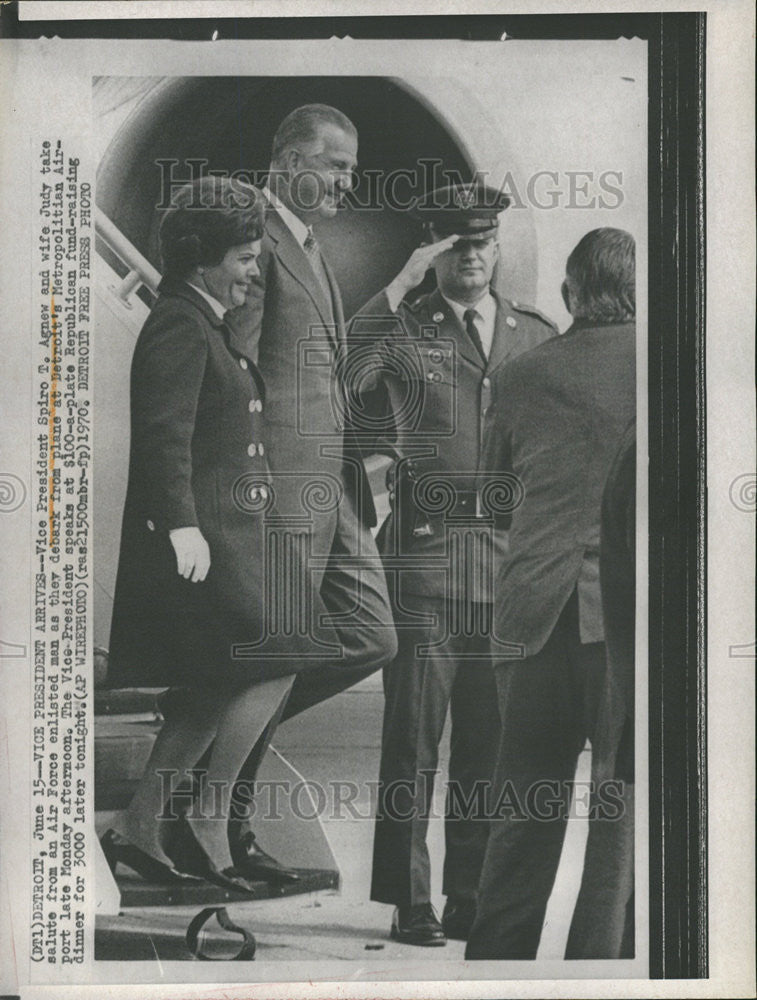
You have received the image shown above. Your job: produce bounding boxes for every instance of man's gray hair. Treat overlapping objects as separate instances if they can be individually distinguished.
[271,104,357,165]
[565,228,635,323]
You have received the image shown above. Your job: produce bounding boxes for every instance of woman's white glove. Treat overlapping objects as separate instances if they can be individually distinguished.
[169,526,211,582]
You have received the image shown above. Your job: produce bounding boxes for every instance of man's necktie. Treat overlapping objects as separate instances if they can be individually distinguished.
[303,228,317,255]
[463,308,487,362]
[303,228,332,300]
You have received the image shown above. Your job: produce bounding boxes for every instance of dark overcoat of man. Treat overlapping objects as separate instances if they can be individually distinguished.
[465,227,636,960]
[351,185,557,945]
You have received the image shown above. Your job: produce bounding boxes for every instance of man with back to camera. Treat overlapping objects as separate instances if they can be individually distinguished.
[465,227,636,959]
[564,417,636,960]
[349,183,558,945]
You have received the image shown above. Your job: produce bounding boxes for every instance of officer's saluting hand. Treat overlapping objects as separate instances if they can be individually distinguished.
[385,233,459,310]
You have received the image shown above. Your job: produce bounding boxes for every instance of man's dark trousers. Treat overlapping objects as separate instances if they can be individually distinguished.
[465,591,606,959]
[371,595,501,908]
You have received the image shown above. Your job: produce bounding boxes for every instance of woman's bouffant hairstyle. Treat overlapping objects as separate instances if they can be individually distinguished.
[159,176,264,280]
[565,227,635,324]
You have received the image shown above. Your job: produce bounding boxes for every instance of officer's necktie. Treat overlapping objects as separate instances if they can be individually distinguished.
[303,227,333,301]
[463,307,487,362]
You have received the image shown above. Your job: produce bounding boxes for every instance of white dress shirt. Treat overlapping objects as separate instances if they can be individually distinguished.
[262,185,310,248]
[186,281,227,320]
[442,291,497,360]
[263,185,333,308]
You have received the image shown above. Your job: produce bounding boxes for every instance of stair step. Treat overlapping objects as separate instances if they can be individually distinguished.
[95,871,339,956]
[95,722,160,804]
[95,688,166,716]
[102,867,338,913]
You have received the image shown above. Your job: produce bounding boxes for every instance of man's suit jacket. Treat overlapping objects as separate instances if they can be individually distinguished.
[595,420,636,785]
[228,205,377,543]
[483,320,636,655]
[352,286,556,601]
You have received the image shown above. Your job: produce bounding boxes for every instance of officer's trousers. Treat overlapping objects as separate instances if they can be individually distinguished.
[370,595,501,908]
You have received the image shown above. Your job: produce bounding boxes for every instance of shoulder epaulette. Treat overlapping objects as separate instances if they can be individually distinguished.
[506,298,559,331]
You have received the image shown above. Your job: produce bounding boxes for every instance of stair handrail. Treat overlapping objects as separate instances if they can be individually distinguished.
[96,207,162,308]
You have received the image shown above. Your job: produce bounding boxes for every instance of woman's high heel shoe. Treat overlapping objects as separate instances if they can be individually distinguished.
[168,815,257,897]
[100,829,204,885]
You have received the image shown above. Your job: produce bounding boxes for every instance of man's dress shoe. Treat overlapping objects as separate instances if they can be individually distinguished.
[229,831,300,884]
[390,903,447,946]
[441,898,476,941]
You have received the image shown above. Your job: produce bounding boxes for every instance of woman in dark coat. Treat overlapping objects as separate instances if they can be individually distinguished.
[104,177,301,892]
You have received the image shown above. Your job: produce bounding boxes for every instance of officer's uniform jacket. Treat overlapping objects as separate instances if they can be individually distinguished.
[351,286,557,602]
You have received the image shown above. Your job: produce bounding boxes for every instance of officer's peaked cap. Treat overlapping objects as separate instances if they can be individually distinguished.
[411,183,511,238]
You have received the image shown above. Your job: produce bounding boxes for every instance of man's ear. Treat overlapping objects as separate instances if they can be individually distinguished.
[561,279,572,314]
[284,147,300,178]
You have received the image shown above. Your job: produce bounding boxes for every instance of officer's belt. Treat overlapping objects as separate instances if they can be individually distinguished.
[415,488,488,521]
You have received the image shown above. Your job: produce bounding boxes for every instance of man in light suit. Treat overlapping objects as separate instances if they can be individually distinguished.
[351,185,558,945]
[222,105,398,882]
[465,227,636,960]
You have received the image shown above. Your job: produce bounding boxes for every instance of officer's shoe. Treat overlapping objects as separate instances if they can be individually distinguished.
[390,903,447,946]
[441,898,476,941]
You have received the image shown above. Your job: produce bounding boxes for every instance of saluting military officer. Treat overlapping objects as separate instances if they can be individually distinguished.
[349,184,558,946]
